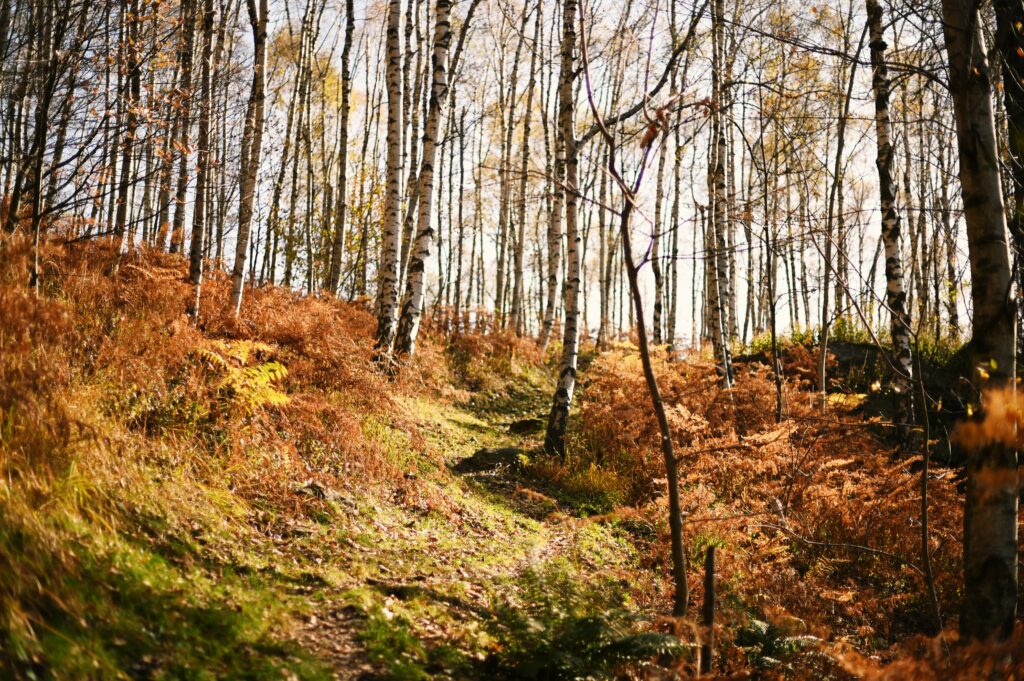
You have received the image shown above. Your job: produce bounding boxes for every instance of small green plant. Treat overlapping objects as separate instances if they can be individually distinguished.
[197,340,290,413]
[486,563,685,679]
[735,617,820,669]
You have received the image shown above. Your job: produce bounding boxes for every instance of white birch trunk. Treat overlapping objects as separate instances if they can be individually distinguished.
[375,0,404,356]
[394,0,452,358]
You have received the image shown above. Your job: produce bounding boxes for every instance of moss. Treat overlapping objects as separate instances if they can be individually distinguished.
[0,506,331,680]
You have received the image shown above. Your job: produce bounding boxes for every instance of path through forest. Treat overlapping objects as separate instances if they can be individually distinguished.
[287,376,638,679]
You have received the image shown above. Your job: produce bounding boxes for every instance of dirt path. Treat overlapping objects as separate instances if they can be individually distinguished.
[287,385,604,679]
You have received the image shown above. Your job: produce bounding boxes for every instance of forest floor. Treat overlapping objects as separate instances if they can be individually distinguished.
[2,239,674,680]
[4,240,1023,681]
[282,378,652,680]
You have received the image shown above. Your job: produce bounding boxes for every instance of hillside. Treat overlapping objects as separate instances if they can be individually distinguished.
[2,239,1020,679]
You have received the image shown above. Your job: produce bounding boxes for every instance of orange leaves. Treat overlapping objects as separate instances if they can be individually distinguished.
[573,345,966,673]
[953,386,1024,451]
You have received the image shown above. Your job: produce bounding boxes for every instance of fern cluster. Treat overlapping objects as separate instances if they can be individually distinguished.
[196,340,289,414]
[486,564,686,679]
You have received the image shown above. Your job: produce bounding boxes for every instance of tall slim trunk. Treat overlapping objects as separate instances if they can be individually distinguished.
[494,5,530,327]
[866,0,912,434]
[26,1,62,292]
[942,0,1018,641]
[995,0,1024,360]
[540,124,564,350]
[706,0,733,386]
[454,108,466,329]
[187,0,214,317]
[936,128,959,339]
[394,0,453,358]
[375,0,404,356]
[228,0,267,315]
[398,0,426,294]
[651,136,667,345]
[326,0,356,294]
[667,123,681,354]
[509,2,541,336]
[169,0,196,254]
[114,0,140,240]
[544,0,579,458]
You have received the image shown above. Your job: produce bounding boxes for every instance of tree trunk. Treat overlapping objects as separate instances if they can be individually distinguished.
[228,0,267,315]
[394,0,454,358]
[509,2,541,336]
[995,0,1024,361]
[544,0,580,458]
[325,0,356,295]
[866,0,913,436]
[375,0,404,357]
[187,0,214,318]
[169,0,196,255]
[706,0,733,386]
[942,0,1018,641]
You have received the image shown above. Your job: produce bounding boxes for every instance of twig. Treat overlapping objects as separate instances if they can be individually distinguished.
[751,522,923,575]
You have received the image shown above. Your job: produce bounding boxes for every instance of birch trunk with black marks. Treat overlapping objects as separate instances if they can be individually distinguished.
[394,0,452,358]
[866,0,912,435]
[544,0,579,458]
[375,0,404,356]
[706,0,732,386]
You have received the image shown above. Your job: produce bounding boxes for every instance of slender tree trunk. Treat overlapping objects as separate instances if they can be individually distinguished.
[375,0,404,356]
[942,0,1018,641]
[170,0,196,254]
[706,0,732,386]
[545,0,580,457]
[228,0,267,315]
[187,0,214,317]
[995,0,1024,360]
[539,108,564,348]
[326,0,356,295]
[867,0,913,436]
[509,2,542,336]
[394,0,454,358]
[114,0,140,241]
[652,137,667,345]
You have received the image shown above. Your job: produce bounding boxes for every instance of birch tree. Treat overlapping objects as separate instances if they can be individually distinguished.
[375,0,404,356]
[866,0,912,434]
[394,0,453,358]
[942,0,1018,641]
[544,0,580,458]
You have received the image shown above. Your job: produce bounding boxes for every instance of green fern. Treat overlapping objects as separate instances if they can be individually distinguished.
[195,341,289,413]
[489,565,686,679]
[736,618,820,669]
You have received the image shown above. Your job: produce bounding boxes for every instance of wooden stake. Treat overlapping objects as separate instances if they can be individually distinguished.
[700,546,716,675]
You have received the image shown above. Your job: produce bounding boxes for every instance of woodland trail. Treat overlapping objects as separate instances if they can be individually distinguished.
[287,378,633,679]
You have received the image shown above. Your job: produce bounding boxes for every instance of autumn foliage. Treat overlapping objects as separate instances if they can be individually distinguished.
[567,347,1019,677]
[2,237,1022,678]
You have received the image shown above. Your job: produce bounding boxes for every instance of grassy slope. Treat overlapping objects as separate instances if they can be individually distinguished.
[8,240,1019,681]
[0,242,663,680]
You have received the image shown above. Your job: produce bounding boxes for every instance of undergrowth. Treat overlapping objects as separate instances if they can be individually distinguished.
[1,236,1016,679]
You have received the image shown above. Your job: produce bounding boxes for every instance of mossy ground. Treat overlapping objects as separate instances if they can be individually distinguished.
[3,350,661,680]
